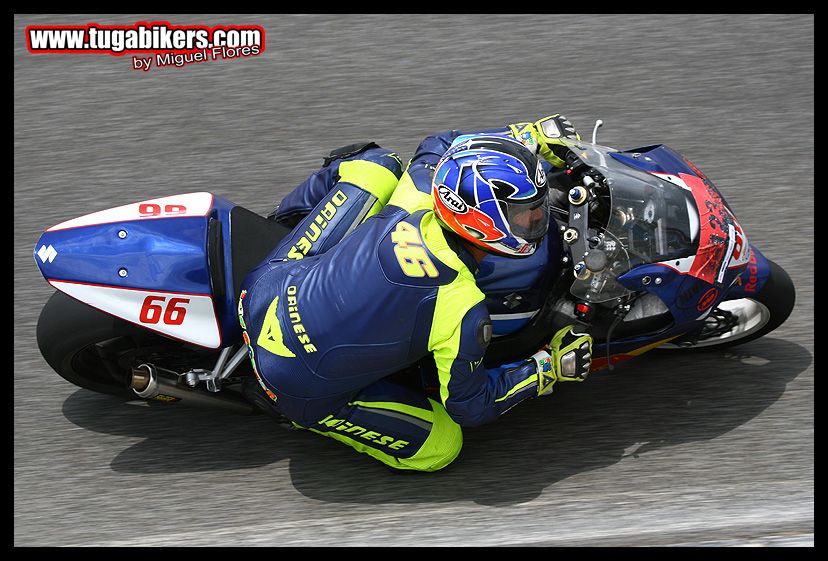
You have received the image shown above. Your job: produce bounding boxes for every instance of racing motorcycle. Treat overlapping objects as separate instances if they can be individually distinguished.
[33,121,796,414]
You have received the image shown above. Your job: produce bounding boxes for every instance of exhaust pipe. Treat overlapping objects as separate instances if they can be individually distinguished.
[130,364,256,415]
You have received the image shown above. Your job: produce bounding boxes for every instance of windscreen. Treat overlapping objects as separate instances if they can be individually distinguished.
[560,139,699,303]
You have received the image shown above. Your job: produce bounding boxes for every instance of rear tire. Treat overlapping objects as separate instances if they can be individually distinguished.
[36,292,218,399]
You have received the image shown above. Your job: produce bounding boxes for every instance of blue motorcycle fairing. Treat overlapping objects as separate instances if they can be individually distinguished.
[618,263,737,329]
[34,194,243,348]
[616,242,771,329]
[35,217,213,296]
[719,245,773,301]
[592,242,772,363]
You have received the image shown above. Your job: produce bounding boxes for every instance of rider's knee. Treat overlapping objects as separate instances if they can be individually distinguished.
[392,398,463,472]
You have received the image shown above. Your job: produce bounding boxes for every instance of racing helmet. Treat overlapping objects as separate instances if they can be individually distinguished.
[432,134,550,257]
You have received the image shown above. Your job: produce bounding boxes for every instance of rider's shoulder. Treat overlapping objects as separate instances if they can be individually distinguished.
[375,209,479,292]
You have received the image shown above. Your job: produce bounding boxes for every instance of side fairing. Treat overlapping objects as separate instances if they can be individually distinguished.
[48,280,221,348]
[721,245,773,299]
[616,243,762,329]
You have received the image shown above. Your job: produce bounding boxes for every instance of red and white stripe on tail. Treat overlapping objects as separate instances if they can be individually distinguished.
[47,192,214,232]
[49,280,222,348]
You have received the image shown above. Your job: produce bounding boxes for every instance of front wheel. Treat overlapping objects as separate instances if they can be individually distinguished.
[657,258,795,351]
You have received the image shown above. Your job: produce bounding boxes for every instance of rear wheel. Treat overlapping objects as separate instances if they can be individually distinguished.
[36,292,220,398]
[657,258,795,351]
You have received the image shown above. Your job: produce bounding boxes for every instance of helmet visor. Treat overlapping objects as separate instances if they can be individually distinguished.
[504,194,550,242]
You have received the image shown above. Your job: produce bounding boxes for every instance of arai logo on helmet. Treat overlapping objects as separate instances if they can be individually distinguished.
[437,185,468,213]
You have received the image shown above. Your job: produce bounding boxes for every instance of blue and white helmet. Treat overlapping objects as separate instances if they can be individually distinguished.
[432,134,549,257]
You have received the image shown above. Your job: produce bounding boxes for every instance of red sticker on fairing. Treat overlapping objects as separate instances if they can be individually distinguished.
[683,158,709,181]
[679,173,744,285]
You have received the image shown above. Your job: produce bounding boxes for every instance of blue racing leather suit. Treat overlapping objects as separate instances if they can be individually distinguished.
[241,123,565,472]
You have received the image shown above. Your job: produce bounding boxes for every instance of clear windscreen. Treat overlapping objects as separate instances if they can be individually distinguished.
[560,139,699,303]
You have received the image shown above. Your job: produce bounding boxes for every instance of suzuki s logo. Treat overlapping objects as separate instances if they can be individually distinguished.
[437,186,468,213]
[37,244,58,263]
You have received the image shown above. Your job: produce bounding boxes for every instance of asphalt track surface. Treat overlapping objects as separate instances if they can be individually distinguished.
[14,14,813,547]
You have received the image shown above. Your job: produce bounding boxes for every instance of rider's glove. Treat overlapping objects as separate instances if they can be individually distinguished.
[509,114,580,169]
[532,325,593,396]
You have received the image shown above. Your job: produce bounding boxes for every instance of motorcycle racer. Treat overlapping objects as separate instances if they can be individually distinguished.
[239,116,593,471]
